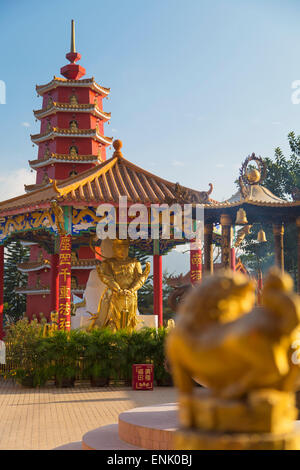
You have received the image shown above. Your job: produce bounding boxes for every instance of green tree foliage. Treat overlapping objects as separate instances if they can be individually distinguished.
[129,244,152,311]
[4,241,29,325]
[240,132,300,283]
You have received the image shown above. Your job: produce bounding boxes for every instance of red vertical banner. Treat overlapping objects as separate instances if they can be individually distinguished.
[190,241,202,285]
[0,246,4,339]
[51,253,59,314]
[58,234,72,331]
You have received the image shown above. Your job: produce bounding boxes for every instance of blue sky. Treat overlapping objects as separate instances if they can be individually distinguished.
[0,0,300,273]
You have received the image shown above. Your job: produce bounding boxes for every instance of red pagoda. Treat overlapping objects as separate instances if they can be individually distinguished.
[17,20,112,319]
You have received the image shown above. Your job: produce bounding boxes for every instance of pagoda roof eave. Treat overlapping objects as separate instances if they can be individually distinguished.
[36,76,110,97]
[29,153,100,169]
[33,103,111,121]
[17,260,51,273]
[30,128,113,145]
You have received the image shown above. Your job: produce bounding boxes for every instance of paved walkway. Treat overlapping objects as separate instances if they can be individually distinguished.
[0,379,176,450]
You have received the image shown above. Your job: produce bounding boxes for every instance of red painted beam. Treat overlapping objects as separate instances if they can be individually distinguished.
[0,246,3,339]
[153,254,163,327]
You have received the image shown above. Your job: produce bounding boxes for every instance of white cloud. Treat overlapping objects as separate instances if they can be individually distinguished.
[21,122,30,127]
[0,168,35,201]
[216,163,225,168]
[172,160,185,167]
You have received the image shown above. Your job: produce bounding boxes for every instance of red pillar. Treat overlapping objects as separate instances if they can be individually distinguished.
[58,235,72,331]
[190,241,202,284]
[51,254,59,315]
[153,254,163,327]
[230,247,236,271]
[0,246,4,339]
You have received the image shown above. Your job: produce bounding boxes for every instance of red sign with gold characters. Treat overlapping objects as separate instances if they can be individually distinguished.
[58,234,72,331]
[190,241,202,285]
[132,364,154,390]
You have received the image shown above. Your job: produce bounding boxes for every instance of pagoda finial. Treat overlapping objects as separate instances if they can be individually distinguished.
[71,19,76,53]
[60,20,86,80]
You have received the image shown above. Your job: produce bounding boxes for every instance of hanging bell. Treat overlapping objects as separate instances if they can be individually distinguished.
[235,208,248,225]
[257,229,267,243]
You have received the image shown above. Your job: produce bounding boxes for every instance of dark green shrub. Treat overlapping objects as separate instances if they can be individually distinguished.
[46,330,86,387]
[153,328,173,386]
[3,319,172,387]
[84,328,114,385]
[4,318,50,387]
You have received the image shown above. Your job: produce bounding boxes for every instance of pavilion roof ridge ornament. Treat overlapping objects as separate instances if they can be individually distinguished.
[60,20,86,80]
[112,139,123,158]
[238,153,267,196]
[48,178,61,195]
[165,182,213,205]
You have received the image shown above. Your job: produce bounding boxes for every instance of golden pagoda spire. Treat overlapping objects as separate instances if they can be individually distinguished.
[70,19,76,53]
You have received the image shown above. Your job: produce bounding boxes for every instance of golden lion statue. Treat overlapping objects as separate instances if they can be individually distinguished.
[166,268,300,447]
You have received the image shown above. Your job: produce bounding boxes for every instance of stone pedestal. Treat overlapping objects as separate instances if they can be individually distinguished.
[175,388,300,450]
[175,423,300,450]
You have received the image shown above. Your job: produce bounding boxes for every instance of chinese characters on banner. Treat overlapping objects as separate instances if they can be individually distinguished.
[132,364,154,390]
[190,240,202,285]
[58,234,72,330]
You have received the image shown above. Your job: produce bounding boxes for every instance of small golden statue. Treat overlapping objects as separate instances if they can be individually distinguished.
[90,239,150,332]
[166,268,300,449]
[69,120,78,132]
[69,146,78,158]
[43,311,59,337]
[46,97,53,109]
[69,94,78,106]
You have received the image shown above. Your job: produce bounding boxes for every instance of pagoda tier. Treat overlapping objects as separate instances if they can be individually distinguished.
[36,77,110,97]
[33,102,111,121]
[29,153,100,169]
[31,127,112,145]
[18,259,51,273]
[17,258,96,273]
[16,285,85,296]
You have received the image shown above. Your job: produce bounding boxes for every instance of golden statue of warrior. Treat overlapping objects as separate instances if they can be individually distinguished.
[166,268,300,449]
[90,239,150,331]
